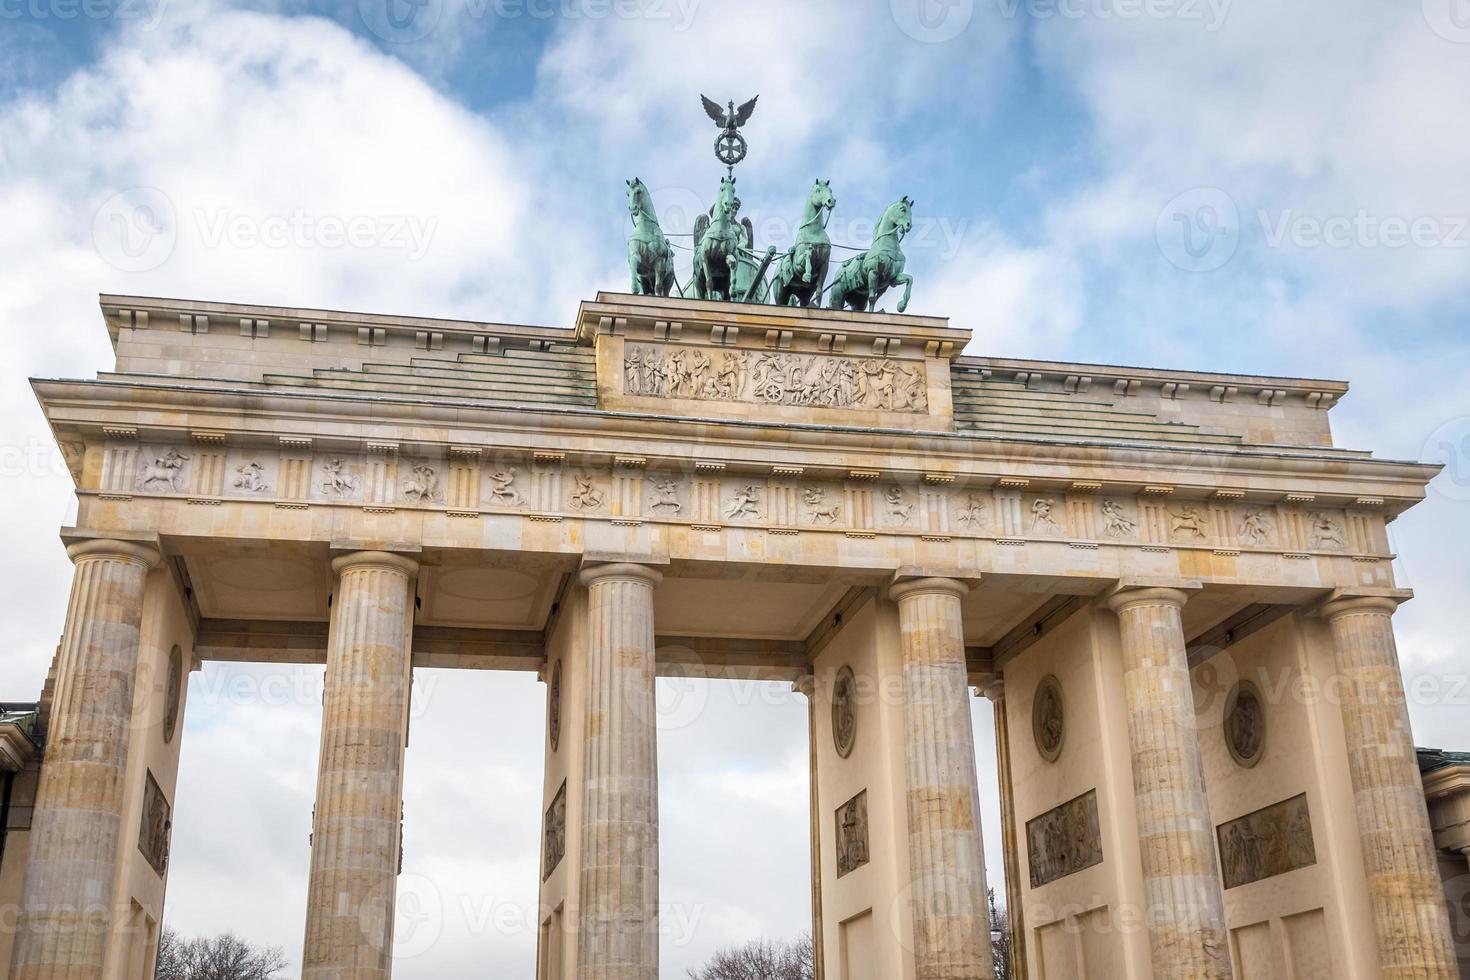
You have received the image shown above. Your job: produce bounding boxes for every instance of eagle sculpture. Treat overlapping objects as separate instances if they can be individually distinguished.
[701,95,759,135]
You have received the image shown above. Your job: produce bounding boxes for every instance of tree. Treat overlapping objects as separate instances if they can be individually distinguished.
[989,887,1012,980]
[685,932,814,980]
[155,928,288,980]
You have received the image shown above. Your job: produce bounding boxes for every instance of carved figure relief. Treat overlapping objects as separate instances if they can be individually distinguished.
[138,770,172,877]
[835,790,870,878]
[1310,512,1346,549]
[1224,680,1266,768]
[804,487,841,525]
[955,493,988,529]
[623,343,928,413]
[1032,675,1065,763]
[1239,509,1274,546]
[649,478,682,515]
[1218,793,1316,889]
[832,666,857,759]
[1170,505,1208,540]
[724,484,762,521]
[402,464,441,503]
[163,645,183,744]
[139,450,188,492]
[231,461,271,493]
[885,487,913,525]
[1101,499,1137,538]
[320,458,357,496]
[542,781,567,882]
[1031,498,1063,535]
[1027,789,1103,888]
[569,474,606,511]
[548,660,562,753]
[488,468,524,506]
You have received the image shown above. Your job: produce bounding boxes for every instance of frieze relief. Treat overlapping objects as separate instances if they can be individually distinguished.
[623,343,929,414]
[543,780,567,882]
[138,770,172,877]
[99,444,1391,559]
[1218,793,1316,889]
[1027,788,1103,888]
[835,789,869,878]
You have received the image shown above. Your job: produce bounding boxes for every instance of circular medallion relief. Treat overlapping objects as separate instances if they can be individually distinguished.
[1224,680,1266,768]
[162,644,183,744]
[548,661,563,753]
[1032,675,1065,763]
[832,666,857,759]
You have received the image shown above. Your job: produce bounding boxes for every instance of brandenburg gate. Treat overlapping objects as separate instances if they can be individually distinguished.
[0,287,1460,980]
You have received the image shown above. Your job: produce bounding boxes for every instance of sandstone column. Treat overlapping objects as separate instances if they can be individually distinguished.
[576,562,661,980]
[979,680,1028,980]
[794,675,826,980]
[888,577,994,980]
[302,551,418,980]
[11,537,160,980]
[1106,586,1231,979]
[1320,594,1457,980]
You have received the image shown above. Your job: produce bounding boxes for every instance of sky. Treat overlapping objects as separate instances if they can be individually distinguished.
[1,0,1468,975]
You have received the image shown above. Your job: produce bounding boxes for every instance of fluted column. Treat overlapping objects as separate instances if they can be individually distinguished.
[794,675,826,980]
[1106,586,1231,980]
[888,577,993,980]
[302,551,418,980]
[576,562,661,980]
[979,680,1027,980]
[1320,595,1457,979]
[11,537,160,980]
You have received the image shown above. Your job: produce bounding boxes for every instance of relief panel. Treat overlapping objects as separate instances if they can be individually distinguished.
[1026,788,1103,887]
[623,343,929,414]
[1217,792,1316,889]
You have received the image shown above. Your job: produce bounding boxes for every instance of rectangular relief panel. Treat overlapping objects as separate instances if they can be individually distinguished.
[543,781,567,882]
[623,343,929,413]
[1026,788,1103,888]
[1231,920,1277,979]
[1217,792,1316,890]
[138,769,172,877]
[1283,908,1330,979]
[835,790,869,878]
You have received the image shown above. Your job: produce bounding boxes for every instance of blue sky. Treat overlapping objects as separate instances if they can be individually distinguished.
[1,0,1468,976]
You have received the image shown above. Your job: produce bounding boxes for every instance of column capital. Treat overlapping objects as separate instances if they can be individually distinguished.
[976,677,1005,702]
[330,550,419,578]
[888,575,969,603]
[1105,584,1195,614]
[578,561,663,589]
[62,535,161,569]
[1316,589,1410,622]
[792,674,815,699]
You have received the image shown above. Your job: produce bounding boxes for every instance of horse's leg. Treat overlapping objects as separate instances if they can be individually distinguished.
[887,274,911,312]
[866,269,885,313]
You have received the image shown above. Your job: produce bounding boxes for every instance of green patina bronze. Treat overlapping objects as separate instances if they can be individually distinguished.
[770,179,836,308]
[626,97,918,312]
[827,196,915,314]
[626,178,675,298]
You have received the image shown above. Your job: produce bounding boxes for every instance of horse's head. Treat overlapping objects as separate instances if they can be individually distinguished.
[713,176,740,221]
[878,195,914,241]
[626,178,652,218]
[809,178,837,215]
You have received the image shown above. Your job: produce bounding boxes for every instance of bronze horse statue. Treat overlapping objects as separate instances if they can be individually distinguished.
[771,179,836,308]
[626,178,675,297]
[827,196,915,313]
[692,176,749,302]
